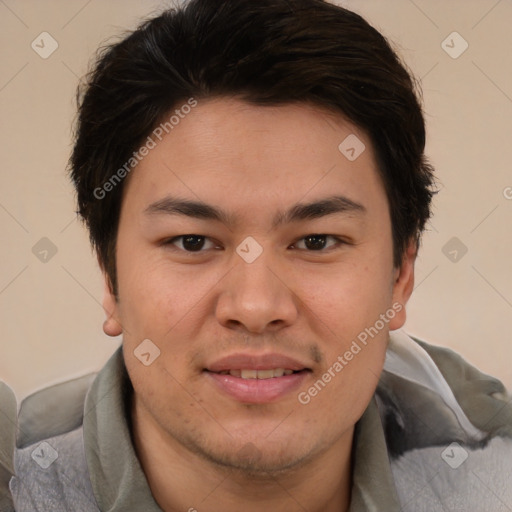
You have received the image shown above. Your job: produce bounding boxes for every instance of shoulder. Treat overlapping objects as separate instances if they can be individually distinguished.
[380,333,512,509]
[17,373,96,449]
[7,373,100,512]
[10,427,100,512]
[391,434,512,511]
[377,331,512,458]
[413,336,512,438]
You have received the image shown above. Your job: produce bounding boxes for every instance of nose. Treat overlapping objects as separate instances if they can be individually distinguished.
[215,252,299,335]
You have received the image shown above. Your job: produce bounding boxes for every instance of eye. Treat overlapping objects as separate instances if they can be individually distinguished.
[164,235,218,252]
[163,234,345,253]
[292,234,343,251]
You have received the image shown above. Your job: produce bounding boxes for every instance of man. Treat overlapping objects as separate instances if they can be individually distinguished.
[1,0,512,510]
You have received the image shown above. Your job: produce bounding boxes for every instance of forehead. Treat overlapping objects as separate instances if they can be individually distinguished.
[120,97,387,225]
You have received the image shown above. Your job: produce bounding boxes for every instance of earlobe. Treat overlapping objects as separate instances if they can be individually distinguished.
[388,240,417,331]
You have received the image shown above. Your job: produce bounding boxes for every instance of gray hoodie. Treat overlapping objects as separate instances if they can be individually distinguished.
[2,330,512,511]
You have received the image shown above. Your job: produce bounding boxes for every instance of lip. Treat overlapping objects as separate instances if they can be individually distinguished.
[204,352,312,404]
[205,352,310,372]
[205,370,309,404]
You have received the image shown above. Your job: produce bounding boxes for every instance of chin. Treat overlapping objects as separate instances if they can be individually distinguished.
[190,435,317,477]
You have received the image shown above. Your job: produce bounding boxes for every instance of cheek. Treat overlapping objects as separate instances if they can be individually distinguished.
[297,341,387,439]
[116,255,213,373]
[116,243,180,323]
[300,261,393,322]
[303,260,393,387]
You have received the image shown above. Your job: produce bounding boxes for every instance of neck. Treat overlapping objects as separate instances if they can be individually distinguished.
[131,398,354,512]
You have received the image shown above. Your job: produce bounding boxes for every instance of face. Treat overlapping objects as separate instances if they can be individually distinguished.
[102,97,415,473]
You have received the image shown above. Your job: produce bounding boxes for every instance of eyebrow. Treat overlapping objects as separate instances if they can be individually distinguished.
[144,194,366,229]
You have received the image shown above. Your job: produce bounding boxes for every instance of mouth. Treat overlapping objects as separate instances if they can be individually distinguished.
[203,353,312,403]
[212,368,301,379]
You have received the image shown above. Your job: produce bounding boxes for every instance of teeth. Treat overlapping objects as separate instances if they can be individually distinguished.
[240,369,258,379]
[227,368,292,379]
[256,369,278,379]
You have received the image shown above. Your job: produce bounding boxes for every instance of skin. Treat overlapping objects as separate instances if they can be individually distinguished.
[100,97,416,512]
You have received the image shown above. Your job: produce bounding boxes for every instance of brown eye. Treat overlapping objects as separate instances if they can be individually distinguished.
[293,235,341,251]
[165,235,216,252]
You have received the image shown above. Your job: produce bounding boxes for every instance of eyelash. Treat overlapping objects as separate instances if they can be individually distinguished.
[163,234,346,253]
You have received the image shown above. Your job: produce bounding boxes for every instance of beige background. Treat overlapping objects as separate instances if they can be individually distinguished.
[0,0,511,401]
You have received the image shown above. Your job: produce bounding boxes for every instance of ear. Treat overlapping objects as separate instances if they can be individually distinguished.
[97,253,123,337]
[388,239,417,331]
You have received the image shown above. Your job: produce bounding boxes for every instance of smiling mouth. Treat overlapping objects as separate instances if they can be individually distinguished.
[209,368,307,379]
[204,365,311,403]
[204,352,313,403]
